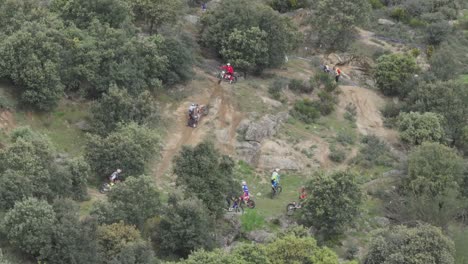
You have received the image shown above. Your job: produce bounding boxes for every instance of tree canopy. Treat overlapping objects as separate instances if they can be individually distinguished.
[374,53,419,97]
[302,171,363,237]
[313,0,371,51]
[405,142,464,198]
[398,111,444,145]
[173,141,236,217]
[200,0,299,71]
[91,176,161,228]
[365,225,455,264]
[85,123,159,179]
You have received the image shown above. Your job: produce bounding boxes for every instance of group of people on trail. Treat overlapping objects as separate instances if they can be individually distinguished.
[230,168,307,207]
[322,64,341,82]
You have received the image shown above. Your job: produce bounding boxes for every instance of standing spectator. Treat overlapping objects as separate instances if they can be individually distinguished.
[333,66,341,82]
[201,2,207,12]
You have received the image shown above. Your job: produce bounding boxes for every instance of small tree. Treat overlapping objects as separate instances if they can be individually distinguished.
[91,176,161,228]
[47,199,100,264]
[131,0,183,33]
[398,112,444,145]
[265,235,339,264]
[405,142,464,198]
[160,36,194,85]
[220,27,269,76]
[97,222,153,264]
[51,0,132,29]
[407,81,468,150]
[91,86,158,135]
[154,198,215,258]
[85,123,159,178]
[200,0,299,68]
[364,225,455,264]
[313,0,371,51]
[302,171,363,237]
[2,198,56,258]
[374,54,419,97]
[173,141,235,217]
[291,99,320,124]
[0,20,64,110]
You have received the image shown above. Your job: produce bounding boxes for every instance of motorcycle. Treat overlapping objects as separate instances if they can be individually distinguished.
[286,201,303,216]
[99,179,121,194]
[217,70,238,84]
[187,105,208,128]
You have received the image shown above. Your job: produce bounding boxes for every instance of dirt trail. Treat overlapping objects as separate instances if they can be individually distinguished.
[338,86,398,145]
[154,75,243,184]
[356,28,403,53]
[0,110,15,131]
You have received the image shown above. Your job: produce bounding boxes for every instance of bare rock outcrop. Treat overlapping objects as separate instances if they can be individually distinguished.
[236,112,289,167]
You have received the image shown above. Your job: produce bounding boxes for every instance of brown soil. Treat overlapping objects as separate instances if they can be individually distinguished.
[356,28,403,53]
[153,73,243,184]
[338,86,399,145]
[0,110,16,131]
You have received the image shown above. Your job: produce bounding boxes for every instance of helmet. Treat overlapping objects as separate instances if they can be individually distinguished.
[117,169,122,173]
[227,63,230,66]
[191,103,195,106]
[274,168,280,172]
[242,180,246,185]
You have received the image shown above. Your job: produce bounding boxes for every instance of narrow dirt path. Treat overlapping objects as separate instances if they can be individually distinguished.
[338,85,399,145]
[153,74,243,185]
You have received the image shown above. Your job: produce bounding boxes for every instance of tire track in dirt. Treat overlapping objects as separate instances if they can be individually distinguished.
[153,75,243,185]
[338,85,399,145]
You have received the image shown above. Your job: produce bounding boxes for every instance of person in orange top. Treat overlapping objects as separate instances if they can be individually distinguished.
[333,66,341,82]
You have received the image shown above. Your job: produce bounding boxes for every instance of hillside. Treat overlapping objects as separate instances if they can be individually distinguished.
[0,0,467,264]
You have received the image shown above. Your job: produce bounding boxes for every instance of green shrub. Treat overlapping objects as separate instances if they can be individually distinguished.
[390,7,408,22]
[289,78,313,93]
[381,102,401,118]
[410,48,421,58]
[269,0,308,13]
[337,130,356,145]
[291,99,320,124]
[426,21,452,46]
[374,54,419,97]
[398,112,444,145]
[241,210,265,232]
[409,18,426,27]
[369,0,383,9]
[329,145,346,163]
[316,91,338,115]
[312,72,337,92]
[352,135,396,168]
[268,78,288,100]
[344,103,357,123]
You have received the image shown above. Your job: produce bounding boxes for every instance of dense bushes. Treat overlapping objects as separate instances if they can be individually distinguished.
[0,0,194,110]
[85,123,159,179]
[398,112,444,145]
[365,225,455,264]
[173,141,236,217]
[313,0,371,51]
[406,80,468,150]
[289,78,313,93]
[0,128,89,209]
[374,54,419,97]
[291,99,320,124]
[352,135,397,168]
[200,0,299,73]
[303,171,363,237]
[90,87,158,135]
[269,0,309,13]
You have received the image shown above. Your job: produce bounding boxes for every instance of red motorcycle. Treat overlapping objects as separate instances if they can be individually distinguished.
[217,70,238,84]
